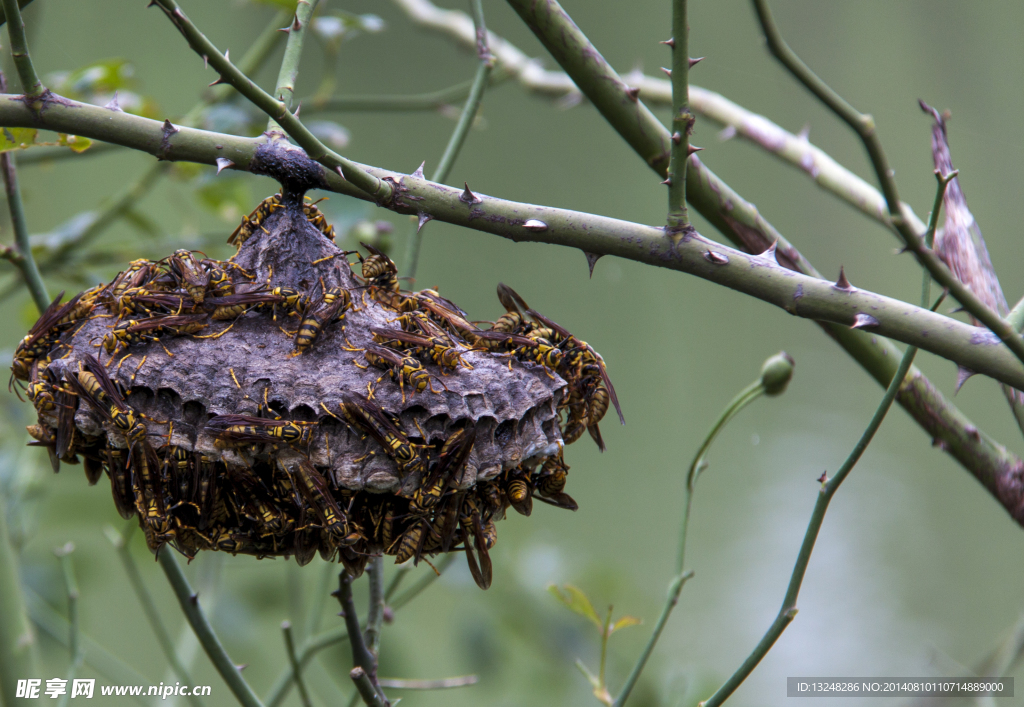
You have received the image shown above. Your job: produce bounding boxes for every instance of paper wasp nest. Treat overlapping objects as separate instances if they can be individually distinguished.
[14,192,620,588]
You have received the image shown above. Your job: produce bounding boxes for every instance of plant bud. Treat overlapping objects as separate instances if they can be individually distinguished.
[760,352,794,396]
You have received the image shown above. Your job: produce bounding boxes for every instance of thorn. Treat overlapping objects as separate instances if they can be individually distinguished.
[761,240,779,263]
[162,119,180,136]
[292,14,301,30]
[202,55,208,70]
[955,365,975,393]
[411,161,426,179]
[817,471,829,484]
[965,424,980,441]
[834,266,853,290]
[277,25,291,34]
[189,593,199,606]
[660,38,675,48]
[104,91,123,112]
[893,246,910,255]
[236,664,248,672]
[660,177,672,186]
[293,102,301,118]
[689,57,704,68]
[215,157,235,175]
[850,313,880,330]
[625,86,640,101]
[459,182,482,205]
[224,49,230,62]
[671,131,682,145]
[329,589,341,598]
[687,144,703,155]
[703,250,729,266]
[416,212,433,233]
[522,219,548,232]
[797,123,811,141]
[660,67,672,78]
[334,165,345,181]
[208,78,226,87]
[583,251,602,277]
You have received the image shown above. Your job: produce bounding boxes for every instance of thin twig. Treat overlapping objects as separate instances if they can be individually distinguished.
[150,0,391,202]
[281,622,314,707]
[0,486,34,707]
[0,69,48,311]
[0,0,33,28]
[264,626,348,707]
[1,0,43,96]
[307,77,507,114]
[665,0,692,234]
[378,675,479,689]
[267,0,320,133]
[158,551,265,707]
[336,572,389,704]
[365,557,385,657]
[53,544,82,707]
[614,571,693,707]
[403,0,493,278]
[350,667,387,707]
[389,553,454,611]
[751,0,1024,371]
[105,525,204,707]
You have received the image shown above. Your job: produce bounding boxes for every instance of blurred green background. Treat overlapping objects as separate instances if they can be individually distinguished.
[3,1,1024,705]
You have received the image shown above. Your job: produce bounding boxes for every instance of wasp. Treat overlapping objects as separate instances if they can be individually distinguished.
[194,453,223,530]
[505,472,533,517]
[132,441,177,552]
[206,291,284,320]
[534,454,577,511]
[64,355,148,449]
[458,495,492,590]
[204,264,234,298]
[355,242,418,311]
[206,414,315,450]
[54,383,79,463]
[293,287,351,354]
[281,454,350,541]
[302,197,336,241]
[102,314,207,354]
[164,249,211,304]
[114,289,189,319]
[416,427,476,509]
[361,343,446,403]
[228,193,282,247]
[372,322,473,373]
[338,393,426,478]
[107,259,163,304]
[11,291,91,386]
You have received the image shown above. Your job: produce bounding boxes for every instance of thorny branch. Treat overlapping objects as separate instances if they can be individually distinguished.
[267,0,319,133]
[665,0,694,235]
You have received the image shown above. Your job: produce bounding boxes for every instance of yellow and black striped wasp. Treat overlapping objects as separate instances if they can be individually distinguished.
[228,193,282,247]
[370,324,473,373]
[102,313,207,355]
[64,354,148,449]
[11,290,93,387]
[533,453,577,511]
[458,494,493,589]
[206,414,315,450]
[280,453,352,542]
[338,392,427,479]
[165,249,211,304]
[360,342,447,402]
[293,286,351,354]
[205,291,284,320]
[355,242,418,311]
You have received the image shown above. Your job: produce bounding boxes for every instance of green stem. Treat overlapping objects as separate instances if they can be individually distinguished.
[365,557,385,657]
[0,143,48,310]
[54,545,82,707]
[264,627,349,707]
[1,0,43,97]
[281,622,313,707]
[678,381,764,576]
[151,0,391,202]
[666,0,691,232]
[106,526,204,707]
[350,667,387,707]
[701,343,922,707]
[0,0,32,28]
[158,551,265,707]
[307,77,507,113]
[751,0,1024,371]
[613,571,693,707]
[0,501,34,707]
[403,0,493,279]
[267,0,319,133]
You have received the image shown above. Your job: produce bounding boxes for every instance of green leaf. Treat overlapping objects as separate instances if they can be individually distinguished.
[0,128,38,153]
[56,134,93,153]
[608,615,642,636]
[548,584,603,629]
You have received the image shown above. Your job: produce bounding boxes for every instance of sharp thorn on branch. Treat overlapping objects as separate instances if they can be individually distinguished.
[703,250,730,266]
[660,38,675,48]
[334,166,346,180]
[955,366,976,393]
[292,14,302,30]
[687,144,703,155]
[215,157,235,175]
[797,123,811,141]
[459,182,482,205]
[850,313,880,330]
[660,177,672,186]
[416,212,433,233]
[278,26,291,34]
[104,91,123,112]
[761,240,779,264]
[625,86,640,101]
[583,251,602,278]
[224,49,230,61]
[411,161,426,179]
[660,67,672,77]
[209,78,226,87]
[293,102,301,118]
[834,266,853,291]
[522,219,548,232]
[671,132,682,145]
[689,57,705,68]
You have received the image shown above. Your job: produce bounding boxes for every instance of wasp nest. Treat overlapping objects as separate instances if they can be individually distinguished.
[12,193,621,588]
